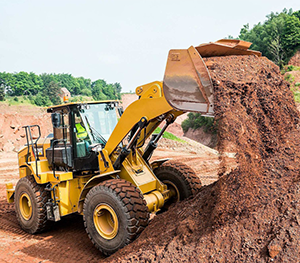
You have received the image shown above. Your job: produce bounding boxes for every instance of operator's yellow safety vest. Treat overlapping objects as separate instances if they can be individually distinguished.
[75,123,88,139]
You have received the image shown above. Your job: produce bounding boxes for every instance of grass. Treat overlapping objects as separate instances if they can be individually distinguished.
[69,95,93,102]
[1,95,93,106]
[283,65,300,102]
[1,96,34,106]
[154,127,186,143]
[285,65,300,72]
[121,91,135,95]
[285,73,295,83]
[293,91,300,103]
[282,65,300,74]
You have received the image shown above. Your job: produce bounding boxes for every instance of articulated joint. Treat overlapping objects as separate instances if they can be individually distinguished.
[144,190,165,213]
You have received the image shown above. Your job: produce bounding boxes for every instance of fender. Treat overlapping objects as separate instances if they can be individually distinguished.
[150,158,170,171]
[77,170,120,213]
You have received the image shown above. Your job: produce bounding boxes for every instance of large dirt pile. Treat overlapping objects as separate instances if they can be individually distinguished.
[108,55,300,262]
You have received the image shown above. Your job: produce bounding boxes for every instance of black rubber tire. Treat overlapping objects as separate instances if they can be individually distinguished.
[154,160,202,205]
[83,179,149,256]
[14,175,50,234]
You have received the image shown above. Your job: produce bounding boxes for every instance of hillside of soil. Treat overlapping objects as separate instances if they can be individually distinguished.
[0,104,52,152]
[286,70,300,84]
[184,127,217,148]
[108,55,300,262]
[288,50,300,67]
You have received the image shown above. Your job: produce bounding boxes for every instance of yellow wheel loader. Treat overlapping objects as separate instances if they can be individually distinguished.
[6,39,260,255]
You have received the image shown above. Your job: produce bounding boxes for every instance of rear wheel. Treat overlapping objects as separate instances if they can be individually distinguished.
[154,160,202,207]
[15,175,50,234]
[83,179,149,255]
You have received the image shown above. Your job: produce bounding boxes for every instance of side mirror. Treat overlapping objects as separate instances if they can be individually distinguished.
[51,113,61,128]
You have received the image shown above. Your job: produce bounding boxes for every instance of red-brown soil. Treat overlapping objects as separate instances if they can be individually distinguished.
[285,70,300,84]
[107,55,300,262]
[0,104,52,152]
[184,127,217,148]
[288,50,300,67]
[120,93,138,109]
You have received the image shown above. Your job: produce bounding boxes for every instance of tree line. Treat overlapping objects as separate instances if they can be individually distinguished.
[0,72,122,106]
[237,8,300,67]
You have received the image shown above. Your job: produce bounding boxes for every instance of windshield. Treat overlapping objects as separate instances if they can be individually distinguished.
[79,103,118,144]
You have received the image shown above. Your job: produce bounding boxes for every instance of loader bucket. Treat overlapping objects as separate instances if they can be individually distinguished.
[195,39,262,57]
[163,46,214,116]
[163,39,261,116]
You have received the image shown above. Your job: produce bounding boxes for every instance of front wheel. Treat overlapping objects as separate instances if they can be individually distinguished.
[154,160,202,207]
[83,179,149,255]
[14,175,50,234]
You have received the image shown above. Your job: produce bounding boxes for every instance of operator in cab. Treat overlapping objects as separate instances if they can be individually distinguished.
[75,113,91,154]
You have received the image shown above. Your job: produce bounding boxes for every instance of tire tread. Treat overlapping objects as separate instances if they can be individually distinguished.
[83,179,149,255]
[155,160,202,198]
[15,175,49,234]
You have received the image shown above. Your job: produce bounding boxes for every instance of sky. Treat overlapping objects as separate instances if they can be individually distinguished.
[1,1,300,92]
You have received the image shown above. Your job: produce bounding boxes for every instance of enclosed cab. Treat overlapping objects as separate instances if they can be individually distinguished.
[46,101,120,173]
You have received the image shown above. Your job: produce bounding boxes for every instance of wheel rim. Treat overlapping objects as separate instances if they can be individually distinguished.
[163,180,180,202]
[19,193,32,220]
[93,204,119,240]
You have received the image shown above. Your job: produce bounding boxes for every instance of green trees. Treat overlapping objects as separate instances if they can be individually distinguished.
[0,71,122,106]
[91,79,108,100]
[0,81,5,101]
[283,14,300,59]
[238,9,300,67]
[181,113,217,134]
[34,93,51,106]
[77,77,92,96]
[90,80,121,101]
[1,71,43,96]
[56,74,80,95]
[113,83,122,100]
[46,81,62,105]
[0,72,7,101]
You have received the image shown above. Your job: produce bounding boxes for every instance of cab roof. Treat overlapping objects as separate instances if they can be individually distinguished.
[47,100,119,113]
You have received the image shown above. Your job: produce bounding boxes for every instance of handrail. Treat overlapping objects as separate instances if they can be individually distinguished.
[22,125,41,179]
